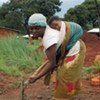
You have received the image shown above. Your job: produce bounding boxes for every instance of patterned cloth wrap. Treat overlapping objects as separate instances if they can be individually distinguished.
[53,22,86,99]
[53,40,86,99]
[44,21,86,99]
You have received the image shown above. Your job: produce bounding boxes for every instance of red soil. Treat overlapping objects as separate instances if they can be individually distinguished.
[0,33,100,100]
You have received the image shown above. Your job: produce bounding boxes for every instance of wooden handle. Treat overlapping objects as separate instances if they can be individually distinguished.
[30,60,49,77]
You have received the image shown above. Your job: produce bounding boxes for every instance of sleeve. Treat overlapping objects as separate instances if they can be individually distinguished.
[43,27,59,50]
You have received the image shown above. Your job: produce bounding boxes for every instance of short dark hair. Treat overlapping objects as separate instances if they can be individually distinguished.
[48,16,61,25]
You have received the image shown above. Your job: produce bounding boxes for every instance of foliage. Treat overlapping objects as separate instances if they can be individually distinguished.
[83,61,100,73]
[82,61,100,79]
[64,0,100,30]
[0,0,62,33]
[93,61,100,70]
[0,35,44,76]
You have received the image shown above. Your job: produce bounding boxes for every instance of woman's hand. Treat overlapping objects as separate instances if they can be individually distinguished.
[29,74,37,83]
[23,75,37,88]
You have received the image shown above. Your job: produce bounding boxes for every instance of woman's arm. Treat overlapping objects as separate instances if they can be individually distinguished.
[29,44,57,83]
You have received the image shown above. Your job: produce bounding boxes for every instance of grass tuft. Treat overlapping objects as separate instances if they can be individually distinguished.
[0,35,44,76]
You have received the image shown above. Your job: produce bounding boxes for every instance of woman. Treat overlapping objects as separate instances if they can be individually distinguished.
[47,16,86,99]
[26,13,86,100]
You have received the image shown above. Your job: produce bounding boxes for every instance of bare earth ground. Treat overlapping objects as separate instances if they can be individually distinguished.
[0,33,100,100]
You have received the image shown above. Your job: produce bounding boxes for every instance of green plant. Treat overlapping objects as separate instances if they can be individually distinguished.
[82,61,100,79]
[0,35,44,76]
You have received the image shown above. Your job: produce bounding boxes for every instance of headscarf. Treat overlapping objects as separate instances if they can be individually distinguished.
[28,13,47,27]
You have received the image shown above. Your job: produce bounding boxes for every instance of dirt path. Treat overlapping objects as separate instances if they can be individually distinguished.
[0,78,100,100]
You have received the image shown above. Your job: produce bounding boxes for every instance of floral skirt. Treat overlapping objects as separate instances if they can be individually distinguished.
[53,40,86,99]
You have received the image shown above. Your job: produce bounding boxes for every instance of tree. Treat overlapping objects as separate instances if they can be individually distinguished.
[0,0,62,34]
[64,0,100,30]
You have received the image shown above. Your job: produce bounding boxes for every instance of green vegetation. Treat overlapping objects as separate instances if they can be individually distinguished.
[0,0,99,31]
[0,35,99,78]
[82,61,100,79]
[64,0,100,30]
[0,0,62,33]
[0,35,44,76]
[83,61,100,73]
